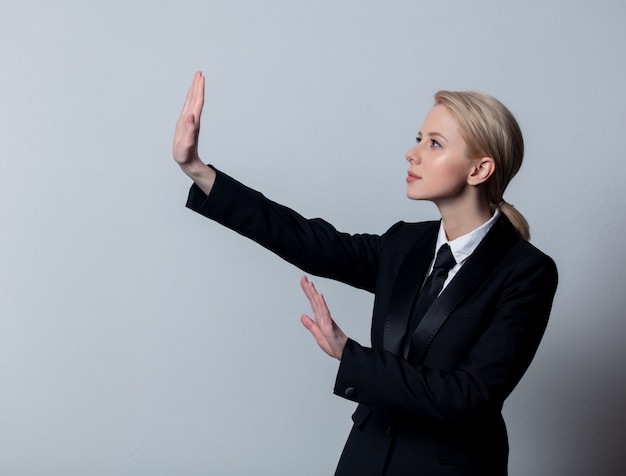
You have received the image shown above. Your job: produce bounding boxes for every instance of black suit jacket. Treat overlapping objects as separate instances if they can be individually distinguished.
[186,170,558,476]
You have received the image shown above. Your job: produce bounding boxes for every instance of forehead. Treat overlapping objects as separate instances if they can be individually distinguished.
[421,104,462,136]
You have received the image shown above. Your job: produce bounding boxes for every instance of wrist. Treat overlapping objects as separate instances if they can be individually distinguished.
[179,159,216,195]
[179,156,204,176]
[336,335,348,360]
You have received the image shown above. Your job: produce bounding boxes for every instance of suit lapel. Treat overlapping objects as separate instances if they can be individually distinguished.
[382,224,438,355]
[407,215,521,363]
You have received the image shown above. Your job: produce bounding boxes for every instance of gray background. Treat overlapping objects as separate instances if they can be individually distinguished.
[1,0,625,474]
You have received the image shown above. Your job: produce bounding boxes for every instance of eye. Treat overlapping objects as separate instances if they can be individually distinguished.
[415,136,422,144]
[430,139,442,148]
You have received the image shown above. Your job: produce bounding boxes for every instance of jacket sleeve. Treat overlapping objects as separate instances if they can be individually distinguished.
[333,249,558,423]
[185,168,386,292]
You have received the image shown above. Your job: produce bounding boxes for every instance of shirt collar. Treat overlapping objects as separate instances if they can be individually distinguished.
[435,209,501,265]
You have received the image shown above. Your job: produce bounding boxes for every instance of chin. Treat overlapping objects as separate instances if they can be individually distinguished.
[406,192,426,201]
[406,188,427,201]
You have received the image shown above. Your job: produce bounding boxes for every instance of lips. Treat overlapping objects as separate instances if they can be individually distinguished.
[406,170,421,182]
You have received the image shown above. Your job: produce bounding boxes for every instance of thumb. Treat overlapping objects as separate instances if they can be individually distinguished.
[300,314,315,329]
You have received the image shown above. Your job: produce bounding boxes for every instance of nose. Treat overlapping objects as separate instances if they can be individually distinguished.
[405,144,420,164]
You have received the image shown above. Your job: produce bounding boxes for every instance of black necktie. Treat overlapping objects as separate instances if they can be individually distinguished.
[403,243,456,359]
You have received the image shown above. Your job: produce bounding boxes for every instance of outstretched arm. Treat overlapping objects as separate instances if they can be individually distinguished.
[300,276,348,360]
[173,71,216,195]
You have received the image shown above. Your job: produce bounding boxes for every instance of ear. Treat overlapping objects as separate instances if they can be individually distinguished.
[467,156,495,185]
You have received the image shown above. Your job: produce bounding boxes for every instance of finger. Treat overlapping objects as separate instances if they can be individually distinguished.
[299,275,310,293]
[300,314,323,342]
[193,72,205,120]
[301,281,327,322]
[179,71,203,121]
[179,73,197,117]
[300,276,323,306]
[315,294,334,330]
[300,275,316,293]
[300,276,319,307]
[300,315,333,356]
[300,277,336,336]
[300,313,315,330]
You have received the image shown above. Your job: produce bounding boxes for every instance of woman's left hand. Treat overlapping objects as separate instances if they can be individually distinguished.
[300,276,348,360]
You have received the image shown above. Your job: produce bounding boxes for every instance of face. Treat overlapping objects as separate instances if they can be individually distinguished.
[405,105,477,206]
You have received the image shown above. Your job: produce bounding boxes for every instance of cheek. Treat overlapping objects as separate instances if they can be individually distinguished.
[441,157,473,180]
[435,163,468,182]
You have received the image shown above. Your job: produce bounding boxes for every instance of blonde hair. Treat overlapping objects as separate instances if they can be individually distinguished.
[434,90,530,240]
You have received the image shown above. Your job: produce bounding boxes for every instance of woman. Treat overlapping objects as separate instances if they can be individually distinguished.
[173,72,558,475]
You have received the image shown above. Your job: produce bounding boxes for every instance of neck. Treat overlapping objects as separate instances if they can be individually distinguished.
[436,196,493,241]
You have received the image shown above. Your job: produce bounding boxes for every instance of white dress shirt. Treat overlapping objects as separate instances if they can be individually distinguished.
[430,209,501,293]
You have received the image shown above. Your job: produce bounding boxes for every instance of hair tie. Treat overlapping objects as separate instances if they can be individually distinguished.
[491,199,505,210]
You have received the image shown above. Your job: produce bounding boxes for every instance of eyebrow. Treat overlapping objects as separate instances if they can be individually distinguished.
[418,131,448,142]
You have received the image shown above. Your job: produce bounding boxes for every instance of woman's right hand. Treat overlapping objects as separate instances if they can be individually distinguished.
[173,71,216,194]
[300,276,348,361]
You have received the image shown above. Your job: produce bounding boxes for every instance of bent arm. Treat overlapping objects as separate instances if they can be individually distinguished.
[333,252,558,422]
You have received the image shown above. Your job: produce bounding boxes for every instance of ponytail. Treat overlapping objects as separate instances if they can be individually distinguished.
[499,201,530,240]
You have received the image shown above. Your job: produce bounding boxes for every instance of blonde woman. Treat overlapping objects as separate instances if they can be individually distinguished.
[173,72,557,476]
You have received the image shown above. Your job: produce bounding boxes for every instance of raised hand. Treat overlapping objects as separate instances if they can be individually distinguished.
[173,72,216,194]
[300,276,348,360]
[174,71,205,167]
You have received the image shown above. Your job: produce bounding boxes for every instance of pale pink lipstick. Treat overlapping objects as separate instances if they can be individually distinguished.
[406,171,421,183]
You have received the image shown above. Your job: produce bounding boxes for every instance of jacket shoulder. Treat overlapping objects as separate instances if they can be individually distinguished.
[509,238,558,274]
[382,220,440,243]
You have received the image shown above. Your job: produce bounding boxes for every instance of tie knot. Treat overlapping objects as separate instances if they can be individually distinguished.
[433,244,456,271]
